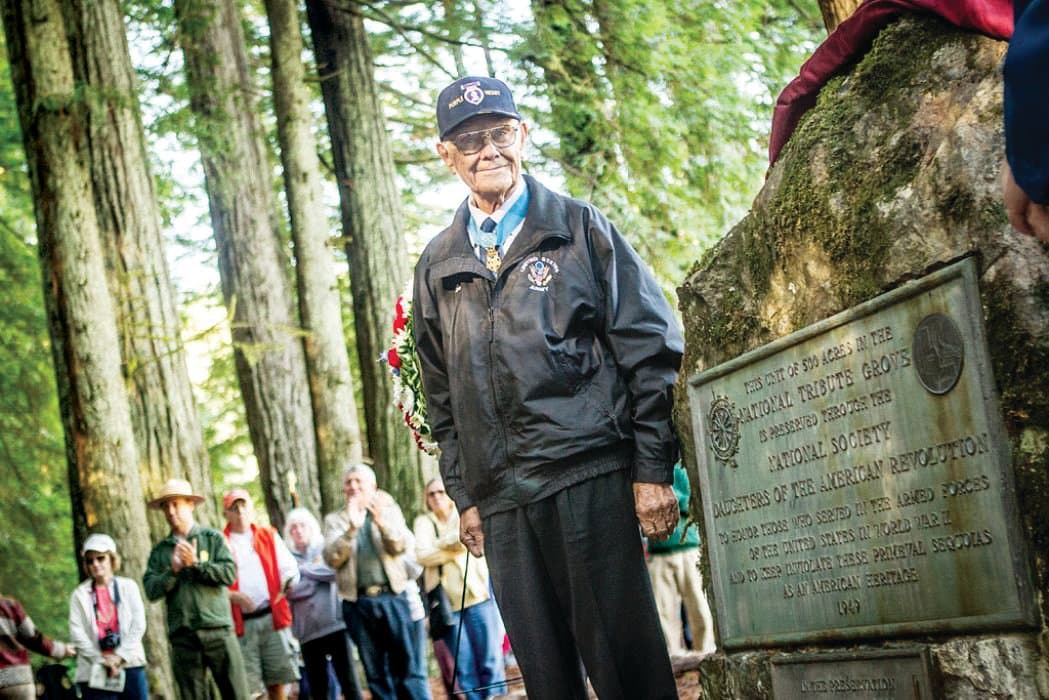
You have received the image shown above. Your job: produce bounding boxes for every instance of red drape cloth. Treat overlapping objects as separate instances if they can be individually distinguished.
[769,0,1014,165]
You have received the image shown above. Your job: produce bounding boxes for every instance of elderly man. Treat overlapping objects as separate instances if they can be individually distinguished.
[143,479,249,700]
[322,464,430,700]
[222,489,300,699]
[412,75,681,699]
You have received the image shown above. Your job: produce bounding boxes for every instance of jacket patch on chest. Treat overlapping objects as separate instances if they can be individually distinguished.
[522,255,559,292]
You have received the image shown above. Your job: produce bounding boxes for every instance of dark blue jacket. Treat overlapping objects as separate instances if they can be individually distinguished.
[1005,0,1049,203]
[413,175,683,518]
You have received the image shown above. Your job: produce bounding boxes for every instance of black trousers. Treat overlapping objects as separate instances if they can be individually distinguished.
[301,629,363,700]
[484,469,677,700]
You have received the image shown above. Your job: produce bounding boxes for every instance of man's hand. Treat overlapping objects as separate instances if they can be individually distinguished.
[228,590,257,613]
[634,482,678,541]
[62,644,77,659]
[459,506,485,558]
[1002,158,1049,243]
[347,501,367,530]
[171,540,196,573]
[366,498,384,529]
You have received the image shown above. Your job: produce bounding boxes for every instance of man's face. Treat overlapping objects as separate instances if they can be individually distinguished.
[224,499,253,533]
[437,115,528,204]
[162,497,196,534]
[344,473,376,504]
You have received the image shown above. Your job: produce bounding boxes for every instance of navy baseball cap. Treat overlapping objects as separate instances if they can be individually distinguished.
[436,76,521,140]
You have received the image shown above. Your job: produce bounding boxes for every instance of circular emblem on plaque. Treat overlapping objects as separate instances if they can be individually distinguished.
[912,312,964,395]
[708,395,740,466]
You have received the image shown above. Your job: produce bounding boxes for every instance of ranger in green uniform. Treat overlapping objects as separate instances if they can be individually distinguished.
[143,479,249,700]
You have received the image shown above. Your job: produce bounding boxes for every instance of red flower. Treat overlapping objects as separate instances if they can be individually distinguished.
[387,347,402,369]
[392,295,408,333]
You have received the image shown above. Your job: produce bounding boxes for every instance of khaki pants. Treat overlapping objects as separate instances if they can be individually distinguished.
[647,548,716,655]
[0,683,35,700]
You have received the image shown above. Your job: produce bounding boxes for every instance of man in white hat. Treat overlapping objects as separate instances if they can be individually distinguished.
[143,479,249,700]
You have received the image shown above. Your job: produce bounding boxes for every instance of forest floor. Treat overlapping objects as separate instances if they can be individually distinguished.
[420,654,706,699]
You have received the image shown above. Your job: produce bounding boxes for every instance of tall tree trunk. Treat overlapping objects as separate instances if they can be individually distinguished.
[174,0,320,530]
[591,0,669,231]
[527,0,621,203]
[471,0,496,78]
[818,0,861,32]
[64,0,216,539]
[60,2,216,687]
[441,0,468,76]
[0,0,159,689]
[265,0,363,515]
[305,0,421,509]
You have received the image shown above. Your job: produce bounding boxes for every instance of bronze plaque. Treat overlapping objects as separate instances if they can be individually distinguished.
[688,258,1036,649]
[771,648,934,699]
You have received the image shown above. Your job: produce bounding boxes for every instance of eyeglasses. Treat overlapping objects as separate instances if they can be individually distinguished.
[85,555,109,564]
[448,124,519,155]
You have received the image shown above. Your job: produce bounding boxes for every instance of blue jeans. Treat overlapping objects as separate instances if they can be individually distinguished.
[343,594,430,700]
[77,666,149,700]
[443,599,506,700]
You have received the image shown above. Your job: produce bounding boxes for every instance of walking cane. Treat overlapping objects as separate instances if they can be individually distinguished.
[449,553,523,697]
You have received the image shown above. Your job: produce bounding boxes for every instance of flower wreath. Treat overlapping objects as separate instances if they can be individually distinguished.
[381,283,439,455]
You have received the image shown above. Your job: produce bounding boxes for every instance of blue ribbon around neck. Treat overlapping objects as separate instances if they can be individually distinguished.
[468,183,531,251]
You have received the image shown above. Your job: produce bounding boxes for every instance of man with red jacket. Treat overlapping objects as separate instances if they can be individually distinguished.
[223,489,300,700]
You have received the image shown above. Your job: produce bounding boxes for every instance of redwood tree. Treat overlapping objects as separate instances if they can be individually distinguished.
[818,0,861,32]
[64,0,216,542]
[306,0,421,507]
[175,0,320,528]
[265,0,364,514]
[1,0,159,679]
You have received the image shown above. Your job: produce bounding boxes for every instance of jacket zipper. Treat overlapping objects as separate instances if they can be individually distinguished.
[485,277,514,487]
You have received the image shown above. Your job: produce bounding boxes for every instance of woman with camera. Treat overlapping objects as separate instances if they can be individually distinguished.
[69,534,149,699]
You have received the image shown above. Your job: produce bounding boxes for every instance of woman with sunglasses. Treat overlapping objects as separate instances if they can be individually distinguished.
[414,478,505,700]
[69,534,149,699]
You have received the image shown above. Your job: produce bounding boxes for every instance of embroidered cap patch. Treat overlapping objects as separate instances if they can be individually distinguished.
[463,82,485,105]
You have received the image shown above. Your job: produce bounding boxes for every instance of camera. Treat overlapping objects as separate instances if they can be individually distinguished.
[99,630,121,651]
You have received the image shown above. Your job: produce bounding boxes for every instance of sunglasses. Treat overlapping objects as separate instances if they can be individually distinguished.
[426,489,446,497]
[448,124,519,155]
[85,554,110,564]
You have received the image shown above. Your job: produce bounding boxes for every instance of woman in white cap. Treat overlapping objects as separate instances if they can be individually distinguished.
[69,534,149,699]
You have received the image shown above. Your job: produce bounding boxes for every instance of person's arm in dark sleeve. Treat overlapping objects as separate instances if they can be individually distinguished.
[143,545,177,601]
[588,207,684,485]
[412,258,472,513]
[1005,0,1049,205]
[186,531,238,586]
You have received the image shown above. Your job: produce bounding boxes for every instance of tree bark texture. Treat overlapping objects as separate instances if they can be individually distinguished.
[64,0,216,544]
[0,0,158,681]
[265,0,363,515]
[174,0,320,529]
[818,0,861,32]
[305,0,422,509]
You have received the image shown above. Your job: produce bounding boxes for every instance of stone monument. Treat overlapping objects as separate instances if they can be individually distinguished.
[676,15,1049,699]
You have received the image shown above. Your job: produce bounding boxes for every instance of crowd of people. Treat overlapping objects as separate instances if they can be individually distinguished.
[1,465,715,700]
